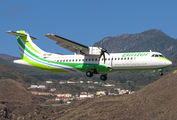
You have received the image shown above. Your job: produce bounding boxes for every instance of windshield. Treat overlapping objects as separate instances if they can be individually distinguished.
[151,54,164,57]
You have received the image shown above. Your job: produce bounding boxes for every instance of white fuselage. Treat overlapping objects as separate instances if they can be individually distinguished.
[43,51,172,71]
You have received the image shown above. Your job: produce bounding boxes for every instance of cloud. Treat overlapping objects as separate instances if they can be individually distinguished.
[0,0,23,16]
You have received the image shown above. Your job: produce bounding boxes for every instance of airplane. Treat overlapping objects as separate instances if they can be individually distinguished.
[6,30,172,81]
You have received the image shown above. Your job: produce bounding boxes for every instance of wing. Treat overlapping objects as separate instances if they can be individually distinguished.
[44,34,89,55]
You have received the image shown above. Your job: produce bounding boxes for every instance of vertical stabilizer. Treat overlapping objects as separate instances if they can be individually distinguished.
[6,30,45,59]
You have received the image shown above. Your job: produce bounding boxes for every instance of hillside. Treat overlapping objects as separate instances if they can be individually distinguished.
[0,79,39,104]
[93,29,177,59]
[56,69,177,120]
[0,64,39,86]
[0,65,64,120]
[0,67,177,119]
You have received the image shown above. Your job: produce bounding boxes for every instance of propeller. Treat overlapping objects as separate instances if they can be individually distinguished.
[97,42,110,64]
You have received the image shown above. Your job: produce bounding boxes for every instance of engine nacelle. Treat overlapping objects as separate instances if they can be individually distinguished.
[81,47,101,55]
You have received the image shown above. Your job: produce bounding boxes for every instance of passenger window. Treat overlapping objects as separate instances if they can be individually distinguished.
[131,57,133,60]
[127,58,129,60]
[66,60,68,62]
[108,58,110,60]
[115,58,117,60]
[112,58,113,60]
[124,58,126,60]
[95,58,97,61]
[69,59,71,62]
[76,59,77,62]
[60,60,62,62]
[72,59,74,62]
[63,60,65,62]
[89,59,91,61]
[121,58,123,60]
[92,59,94,61]
[118,58,120,60]
[57,60,59,62]
[85,59,87,61]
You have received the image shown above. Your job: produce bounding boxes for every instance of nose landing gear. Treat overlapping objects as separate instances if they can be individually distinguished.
[159,71,163,76]
[158,69,164,76]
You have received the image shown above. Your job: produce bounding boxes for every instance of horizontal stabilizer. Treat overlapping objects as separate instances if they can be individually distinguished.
[6,31,37,40]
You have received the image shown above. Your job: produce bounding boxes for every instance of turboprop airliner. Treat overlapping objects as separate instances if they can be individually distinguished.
[6,30,172,81]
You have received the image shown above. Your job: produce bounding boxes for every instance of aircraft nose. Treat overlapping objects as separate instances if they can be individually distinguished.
[165,60,172,66]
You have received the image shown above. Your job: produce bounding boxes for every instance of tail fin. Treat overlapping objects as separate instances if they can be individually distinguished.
[6,30,44,59]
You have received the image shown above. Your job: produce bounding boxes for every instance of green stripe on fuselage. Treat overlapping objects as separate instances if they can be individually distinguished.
[157,57,171,62]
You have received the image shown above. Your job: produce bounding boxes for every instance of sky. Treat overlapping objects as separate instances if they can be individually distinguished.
[1,0,177,57]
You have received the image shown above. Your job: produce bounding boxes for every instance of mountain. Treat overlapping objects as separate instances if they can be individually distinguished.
[93,29,177,59]
[0,58,12,65]
[0,53,20,62]
[55,69,177,120]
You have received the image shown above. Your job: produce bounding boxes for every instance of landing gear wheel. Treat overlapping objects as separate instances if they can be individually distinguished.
[159,72,163,76]
[100,75,107,81]
[86,71,93,77]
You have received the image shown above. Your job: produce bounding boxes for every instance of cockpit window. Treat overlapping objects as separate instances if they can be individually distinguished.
[155,54,159,57]
[151,54,164,57]
[159,54,164,57]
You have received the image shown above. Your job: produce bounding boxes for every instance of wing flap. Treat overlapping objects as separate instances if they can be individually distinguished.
[45,34,89,54]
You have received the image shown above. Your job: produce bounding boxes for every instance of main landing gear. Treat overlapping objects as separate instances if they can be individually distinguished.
[86,70,107,81]
[100,74,107,81]
[86,71,93,77]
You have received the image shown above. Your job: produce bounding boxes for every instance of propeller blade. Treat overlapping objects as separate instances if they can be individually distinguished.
[105,51,110,56]
[98,51,103,60]
[103,52,106,64]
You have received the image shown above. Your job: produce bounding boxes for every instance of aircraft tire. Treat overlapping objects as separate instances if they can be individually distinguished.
[100,75,107,81]
[86,71,93,77]
[159,72,163,76]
